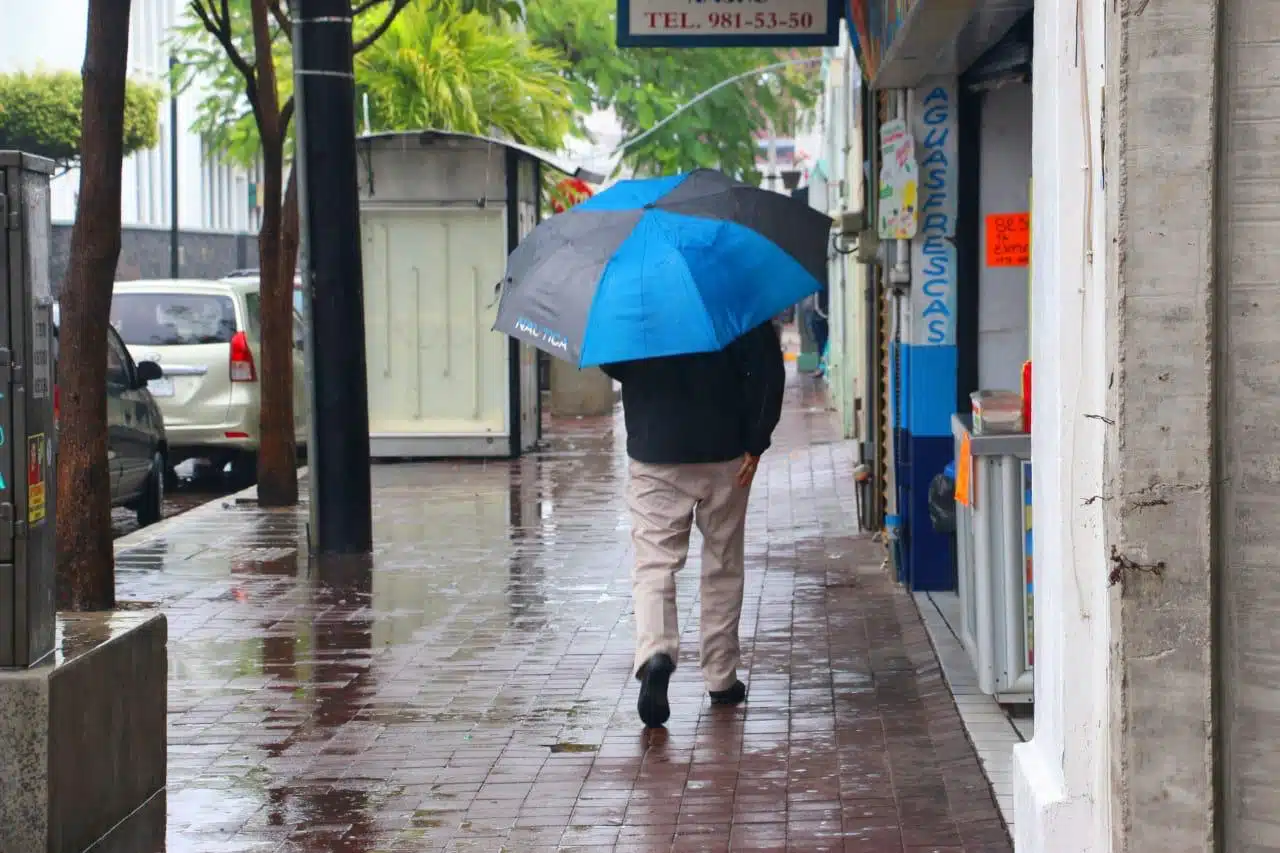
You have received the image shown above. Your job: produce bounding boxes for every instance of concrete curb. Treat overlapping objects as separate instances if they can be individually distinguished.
[112,466,309,553]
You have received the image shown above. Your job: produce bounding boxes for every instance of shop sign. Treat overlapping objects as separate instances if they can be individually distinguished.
[909,79,957,346]
[617,0,842,47]
[550,177,594,214]
[877,118,917,239]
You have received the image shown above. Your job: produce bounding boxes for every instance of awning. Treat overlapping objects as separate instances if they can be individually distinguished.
[357,130,608,185]
[847,0,1031,89]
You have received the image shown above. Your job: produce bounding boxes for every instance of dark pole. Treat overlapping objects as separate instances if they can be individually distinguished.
[291,0,373,554]
[168,54,179,279]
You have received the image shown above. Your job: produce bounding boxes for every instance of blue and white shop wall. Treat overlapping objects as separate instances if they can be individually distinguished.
[894,78,959,591]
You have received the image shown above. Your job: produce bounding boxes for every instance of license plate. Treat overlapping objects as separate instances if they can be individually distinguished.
[147,377,175,397]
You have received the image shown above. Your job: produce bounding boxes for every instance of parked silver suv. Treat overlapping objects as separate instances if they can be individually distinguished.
[52,306,169,526]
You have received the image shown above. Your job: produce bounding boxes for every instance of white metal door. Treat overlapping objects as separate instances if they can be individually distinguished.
[362,209,508,444]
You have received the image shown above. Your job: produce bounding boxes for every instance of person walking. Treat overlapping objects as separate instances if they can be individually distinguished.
[601,321,786,728]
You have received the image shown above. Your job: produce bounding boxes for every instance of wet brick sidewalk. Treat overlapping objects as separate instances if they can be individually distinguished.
[115,371,1011,852]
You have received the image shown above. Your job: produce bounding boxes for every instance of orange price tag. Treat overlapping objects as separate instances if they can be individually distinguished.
[986,212,1030,267]
[955,432,973,508]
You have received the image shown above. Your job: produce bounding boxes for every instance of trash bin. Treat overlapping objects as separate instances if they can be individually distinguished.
[928,464,957,534]
[929,462,960,602]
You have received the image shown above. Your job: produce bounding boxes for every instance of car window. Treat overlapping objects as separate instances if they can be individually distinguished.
[111,292,237,346]
[106,327,131,387]
[243,292,261,339]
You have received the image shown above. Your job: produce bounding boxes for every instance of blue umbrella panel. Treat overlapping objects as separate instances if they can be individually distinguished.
[494,169,833,367]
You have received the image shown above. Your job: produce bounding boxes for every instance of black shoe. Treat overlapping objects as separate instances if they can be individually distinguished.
[636,653,675,728]
[709,680,747,706]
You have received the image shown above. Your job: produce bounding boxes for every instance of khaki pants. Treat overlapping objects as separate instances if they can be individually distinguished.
[627,458,751,692]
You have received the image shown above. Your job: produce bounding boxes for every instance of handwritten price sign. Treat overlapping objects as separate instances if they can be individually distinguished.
[618,0,840,47]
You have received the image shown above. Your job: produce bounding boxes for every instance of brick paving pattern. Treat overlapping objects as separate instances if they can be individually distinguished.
[115,371,1011,852]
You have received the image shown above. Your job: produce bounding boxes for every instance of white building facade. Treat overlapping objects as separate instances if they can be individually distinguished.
[0,0,260,279]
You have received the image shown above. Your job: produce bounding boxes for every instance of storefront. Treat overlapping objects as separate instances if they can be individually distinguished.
[844,0,1034,686]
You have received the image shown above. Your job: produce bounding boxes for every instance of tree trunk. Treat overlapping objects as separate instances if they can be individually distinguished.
[251,0,298,507]
[55,0,133,611]
[255,144,297,506]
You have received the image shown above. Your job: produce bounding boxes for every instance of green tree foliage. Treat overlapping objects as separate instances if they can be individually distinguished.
[0,70,161,168]
[170,0,295,168]
[355,0,574,150]
[171,0,532,167]
[526,0,817,181]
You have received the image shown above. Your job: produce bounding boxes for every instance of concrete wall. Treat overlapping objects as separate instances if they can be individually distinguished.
[976,82,1031,393]
[49,225,258,295]
[1218,0,1280,848]
[1011,0,1111,847]
[1017,0,1223,849]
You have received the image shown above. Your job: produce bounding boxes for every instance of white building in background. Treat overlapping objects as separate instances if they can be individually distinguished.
[0,0,258,254]
[561,108,630,186]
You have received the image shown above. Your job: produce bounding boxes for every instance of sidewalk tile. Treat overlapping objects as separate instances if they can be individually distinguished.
[114,370,1009,853]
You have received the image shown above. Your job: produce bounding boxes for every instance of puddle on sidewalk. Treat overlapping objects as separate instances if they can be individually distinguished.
[548,742,599,754]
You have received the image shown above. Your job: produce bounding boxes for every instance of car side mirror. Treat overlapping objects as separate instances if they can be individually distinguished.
[135,360,163,384]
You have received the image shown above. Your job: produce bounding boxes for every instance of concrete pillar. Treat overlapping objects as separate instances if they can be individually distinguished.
[1216,0,1280,848]
[1012,0,1112,847]
[1016,0,1219,848]
[549,360,615,417]
[1104,0,1219,848]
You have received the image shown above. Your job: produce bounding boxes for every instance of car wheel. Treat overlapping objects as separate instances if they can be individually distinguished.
[136,452,165,527]
[229,451,258,491]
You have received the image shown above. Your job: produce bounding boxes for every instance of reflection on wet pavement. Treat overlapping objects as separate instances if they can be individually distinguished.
[112,459,248,540]
[114,372,1010,852]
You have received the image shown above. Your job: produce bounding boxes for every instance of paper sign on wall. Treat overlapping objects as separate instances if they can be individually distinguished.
[986,212,1030,267]
[27,433,46,524]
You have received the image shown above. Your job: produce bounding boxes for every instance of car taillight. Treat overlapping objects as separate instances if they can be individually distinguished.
[230,331,256,382]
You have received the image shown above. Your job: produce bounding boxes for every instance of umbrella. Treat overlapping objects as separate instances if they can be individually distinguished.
[494,168,833,367]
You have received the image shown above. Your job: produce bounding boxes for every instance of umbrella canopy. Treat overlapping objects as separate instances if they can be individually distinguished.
[494,168,832,367]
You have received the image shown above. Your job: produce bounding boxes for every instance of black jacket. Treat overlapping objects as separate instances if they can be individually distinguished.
[601,323,786,465]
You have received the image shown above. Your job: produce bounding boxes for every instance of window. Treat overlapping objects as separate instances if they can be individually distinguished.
[242,293,304,346]
[106,327,131,387]
[202,139,213,228]
[243,292,261,338]
[111,293,237,346]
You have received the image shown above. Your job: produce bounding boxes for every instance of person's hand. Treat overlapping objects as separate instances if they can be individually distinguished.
[736,452,760,488]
